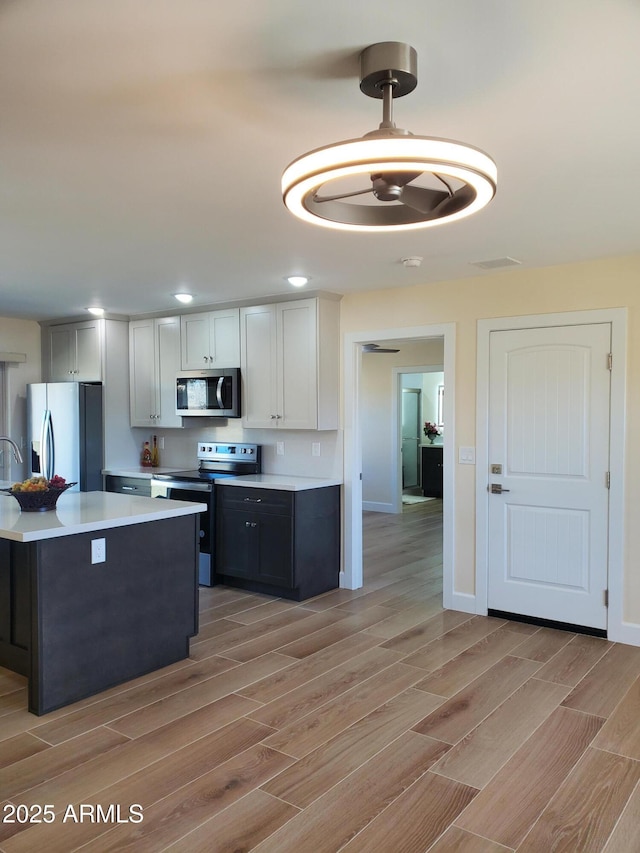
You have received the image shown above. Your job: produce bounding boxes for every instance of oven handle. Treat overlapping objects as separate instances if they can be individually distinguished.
[150,478,213,493]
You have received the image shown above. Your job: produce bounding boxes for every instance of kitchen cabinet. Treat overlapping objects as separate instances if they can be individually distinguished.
[421,445,443,498]
[46,320,103,382]
[180,308,240,370]
[240,297,339,430]
[216,484,340,600]
[129,316,182,428]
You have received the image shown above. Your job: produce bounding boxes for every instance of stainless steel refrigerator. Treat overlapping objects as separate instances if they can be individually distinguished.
[27,383,103,491]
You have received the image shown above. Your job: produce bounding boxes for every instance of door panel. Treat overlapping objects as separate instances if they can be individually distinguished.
[488,323,611,630]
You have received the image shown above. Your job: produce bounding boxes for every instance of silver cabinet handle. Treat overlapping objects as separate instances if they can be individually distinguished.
[245,521,257,528]
[243,497,262,503]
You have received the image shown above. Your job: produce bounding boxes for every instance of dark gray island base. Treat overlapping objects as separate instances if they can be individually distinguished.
[0,514,199,715]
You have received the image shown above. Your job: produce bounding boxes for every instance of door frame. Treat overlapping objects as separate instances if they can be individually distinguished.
[342,323,456,608]
[476,308,629,643]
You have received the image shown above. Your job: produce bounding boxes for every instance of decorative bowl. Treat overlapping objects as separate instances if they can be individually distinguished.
[1,483,77,512]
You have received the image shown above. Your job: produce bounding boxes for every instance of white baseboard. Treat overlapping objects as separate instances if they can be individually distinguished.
[608,621,640,647]
[362,501,395,513]
[444,591,477,615]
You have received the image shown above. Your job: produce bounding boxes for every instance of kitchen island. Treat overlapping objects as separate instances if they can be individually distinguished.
[0,491,206,715]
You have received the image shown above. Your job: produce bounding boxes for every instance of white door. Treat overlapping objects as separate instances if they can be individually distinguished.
[487,323,611,630]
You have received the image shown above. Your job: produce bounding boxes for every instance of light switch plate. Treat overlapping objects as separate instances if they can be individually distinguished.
[458,446,476,465]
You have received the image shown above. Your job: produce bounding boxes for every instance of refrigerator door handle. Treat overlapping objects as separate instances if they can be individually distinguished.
[41,409,54,480]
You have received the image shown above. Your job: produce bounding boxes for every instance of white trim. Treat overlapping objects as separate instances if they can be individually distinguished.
[475,307,628,641]
[343,324,455,600]
[363,500,396,513]
[449,591,477,614]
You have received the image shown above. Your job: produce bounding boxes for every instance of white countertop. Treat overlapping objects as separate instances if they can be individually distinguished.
[0,491,207,543]
[103,467,184,479]
[215,474,342,491]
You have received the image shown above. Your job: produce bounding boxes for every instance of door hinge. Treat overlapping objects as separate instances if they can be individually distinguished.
[606,471,610,489]
[604,589,609,608]
[607,352,613,371]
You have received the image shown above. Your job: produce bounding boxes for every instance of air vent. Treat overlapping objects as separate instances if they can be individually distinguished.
[470,256,522,270]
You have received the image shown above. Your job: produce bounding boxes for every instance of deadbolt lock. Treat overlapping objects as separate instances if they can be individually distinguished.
[490,464,502,474]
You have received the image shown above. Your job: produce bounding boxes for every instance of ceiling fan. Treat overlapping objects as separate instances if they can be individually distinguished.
[282,42,497,232]
[362,343,400,354]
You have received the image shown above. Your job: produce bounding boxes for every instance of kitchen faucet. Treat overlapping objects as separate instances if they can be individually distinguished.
[0,436,23,465]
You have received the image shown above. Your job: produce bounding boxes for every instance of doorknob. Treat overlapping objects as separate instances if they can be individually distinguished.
[489,483,511,494]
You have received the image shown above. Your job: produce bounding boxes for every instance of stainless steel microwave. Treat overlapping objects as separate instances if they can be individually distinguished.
[176,368,241,418]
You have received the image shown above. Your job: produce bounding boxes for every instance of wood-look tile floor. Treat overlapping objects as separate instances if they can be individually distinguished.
[2,500,640,851]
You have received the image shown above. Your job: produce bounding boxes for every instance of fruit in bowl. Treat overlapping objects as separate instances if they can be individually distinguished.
[2,475,77,511]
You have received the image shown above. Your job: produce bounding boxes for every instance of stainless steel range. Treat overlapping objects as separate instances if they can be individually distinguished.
[150,442,261,586]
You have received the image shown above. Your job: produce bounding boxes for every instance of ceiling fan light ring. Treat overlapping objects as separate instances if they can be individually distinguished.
[282,136,496,232]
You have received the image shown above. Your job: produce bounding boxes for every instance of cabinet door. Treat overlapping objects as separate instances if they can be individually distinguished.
[421,447,443,498]
[49,326,76,381]
[180,313,211,370]
[278,300,318,429]
[209,309,240,367]
[257,513,293,587]
[240,304,278,428]
[129,320,156,427]
[217,509,256,579]
[155,317,182,427]
[74,321,103,381]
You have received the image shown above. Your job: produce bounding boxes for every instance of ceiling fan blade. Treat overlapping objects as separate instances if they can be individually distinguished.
[399,184,449,213]
[431,184,477,217]
[313,187,374,203]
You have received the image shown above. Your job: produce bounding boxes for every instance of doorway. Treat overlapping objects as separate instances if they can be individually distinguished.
[343,323,456,609]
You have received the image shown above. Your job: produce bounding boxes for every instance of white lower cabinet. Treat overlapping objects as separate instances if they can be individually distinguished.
[240,297,339,430]
[129,317,182,428]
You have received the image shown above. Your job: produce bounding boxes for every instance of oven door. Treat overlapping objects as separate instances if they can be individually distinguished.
[150,479,214,586]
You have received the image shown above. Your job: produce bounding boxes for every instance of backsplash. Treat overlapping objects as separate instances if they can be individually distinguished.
[130,425,343,480]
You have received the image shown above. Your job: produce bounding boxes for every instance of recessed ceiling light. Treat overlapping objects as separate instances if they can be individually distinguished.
[174,293,194,304]
[287,276,309,287]
[86,307,105,316]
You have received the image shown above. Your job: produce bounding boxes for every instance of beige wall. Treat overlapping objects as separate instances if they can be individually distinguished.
[341,252,640,624]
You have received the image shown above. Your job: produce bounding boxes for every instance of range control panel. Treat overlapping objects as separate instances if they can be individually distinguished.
[197,442,260,462]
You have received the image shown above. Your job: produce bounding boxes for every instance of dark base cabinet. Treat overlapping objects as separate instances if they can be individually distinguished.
[0,515,198,715]
[216,485,340,601]
[421,446,443,498]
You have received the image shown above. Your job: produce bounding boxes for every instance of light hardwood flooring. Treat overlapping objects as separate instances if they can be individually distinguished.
[2,500,640,850]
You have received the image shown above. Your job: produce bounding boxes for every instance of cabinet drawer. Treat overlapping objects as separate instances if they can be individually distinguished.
[219,487,292,515]
[105,475,152,497]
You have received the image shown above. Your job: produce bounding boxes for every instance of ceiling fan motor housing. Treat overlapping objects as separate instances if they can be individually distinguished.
[359,42,418,99]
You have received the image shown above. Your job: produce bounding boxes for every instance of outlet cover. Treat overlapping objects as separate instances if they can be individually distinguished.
[312,442,321,457]
[276,441,285,456]
[91,538,106,564]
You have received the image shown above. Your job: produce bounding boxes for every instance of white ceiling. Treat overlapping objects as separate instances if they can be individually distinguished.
[1,0,639,321]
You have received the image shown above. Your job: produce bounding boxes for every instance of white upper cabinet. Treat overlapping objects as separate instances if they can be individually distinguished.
[240,297,339,430]
[47,320,103,382]
[180,309,240,370]
[129,317,182,428]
